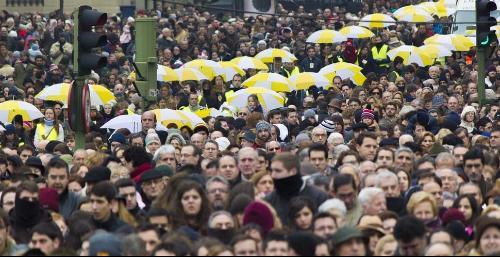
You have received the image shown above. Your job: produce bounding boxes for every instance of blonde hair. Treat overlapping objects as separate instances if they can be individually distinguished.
[374,235,396,256]
[436,129,453,145]
[407,191,438,216]
[85,152,107,169]
[250,171,271,186]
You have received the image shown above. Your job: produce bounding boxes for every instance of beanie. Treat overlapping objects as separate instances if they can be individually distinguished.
[109,132,127,145]
[256,121,272,133]
[243,201,275,236]
[361,108,375,121]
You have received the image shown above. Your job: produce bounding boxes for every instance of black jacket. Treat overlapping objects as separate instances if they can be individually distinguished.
[9,199,52,244]
[93,214,133,234]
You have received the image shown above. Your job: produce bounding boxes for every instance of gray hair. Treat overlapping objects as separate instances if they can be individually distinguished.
[359,187,384,207]
[376,171,398,188]
[152,144,176,163]
[395,147,414,157]
[333,144,350,160]
[208,211,233,228]
[122,234,147,256]
[435,152,454,164]
[319,198,347,217]
[327,133,344,145]
[206,176,230,189]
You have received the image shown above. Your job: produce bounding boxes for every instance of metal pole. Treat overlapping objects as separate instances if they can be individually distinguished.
[60,0,64,19]
[477,47,487,106]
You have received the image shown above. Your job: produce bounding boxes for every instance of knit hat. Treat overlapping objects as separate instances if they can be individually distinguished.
[215,137,231,151]
[145,129,161,146]
[303,109,316,120]
[441,208,466,226]
[28,44,42,58]
[256,121,272,133]
[243,201,274,235]
[330,226,365,247]
[488,65,497,73]
[288,232,319,256]
[461,106,477,120]
[89,231,122,256]
[361,108,375,121]
[39,188,59,212]
[320,120,336,134]
[84,167,111,183]
[109,132,127,145]
[4,124,15,135]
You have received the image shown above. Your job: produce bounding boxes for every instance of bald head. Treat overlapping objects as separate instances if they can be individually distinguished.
[142,111,157,131]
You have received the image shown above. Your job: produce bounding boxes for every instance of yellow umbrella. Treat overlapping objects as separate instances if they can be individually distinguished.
[183,59,223,80]
[306,30,347,44]
[157,65,179,82]
[172,68,209,82]
[387,45,434,67]
[0,101,44,123]
[154,109,206,129]
[435,0,457,17]
[319,63,366,86]
[340,26,375,39]
[230,56,269,71]
[359,13,396,28]
[424,34,475,51]
[35,83,115,106]
[255,48,298,63]
[418,45,453,58]
[289,72,332,90]
[394,5,434,22]
[220,62,246,81]
[242,73,294,92]
[227,87,285,111]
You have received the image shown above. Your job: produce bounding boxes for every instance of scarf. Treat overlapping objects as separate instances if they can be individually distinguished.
[274,174,303,199]
[44,118,54,127]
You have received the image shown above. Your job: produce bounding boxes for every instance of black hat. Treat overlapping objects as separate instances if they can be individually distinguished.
[352,122,369,132]
[379,138,399,148]
[25,157,45,176]
[139,169,164,184]
[84,167,111,183]
[45,141,63,153]
[288,232,319,256]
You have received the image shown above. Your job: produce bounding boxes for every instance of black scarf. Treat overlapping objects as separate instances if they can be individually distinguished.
[14,197,43,228]
[274,174,303,199]
[207,228,236,245]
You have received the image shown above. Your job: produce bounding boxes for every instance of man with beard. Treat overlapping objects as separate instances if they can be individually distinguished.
[206,176,230,210]
[266,153,328,224]
[255,121,272,148]
[382,101,400,124]
[46,158,82,219]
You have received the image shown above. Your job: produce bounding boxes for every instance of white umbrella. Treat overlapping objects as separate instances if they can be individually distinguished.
[101,114,168,133]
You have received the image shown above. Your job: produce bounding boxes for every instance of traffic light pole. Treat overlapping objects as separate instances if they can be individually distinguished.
[477,47,487,105]
[71,7,86,150]
[134,18,158,105]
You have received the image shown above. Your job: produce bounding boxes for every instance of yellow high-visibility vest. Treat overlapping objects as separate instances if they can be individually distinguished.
[371,45,390,68]
[37,124,59,141]
[282,66,300,78]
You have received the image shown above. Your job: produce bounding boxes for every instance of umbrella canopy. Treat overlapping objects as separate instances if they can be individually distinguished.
[417,1,456,17]
[0,101,44,123]
[35,83,116,106]
[289,72,333,90]
[424,34,475,51]
[339,26,375,39]
[230,57,269,71]
[100,114,168,133]
[154,109,207,129]
[394,5,434,22]
[306,30,347,44]
[419,44,453,58]
[319,63,367,86]
[172,68,209,82]
[387,45,434,67]
[227,88,285,111]
[157,65,179,82]
[255,48,298,63]
[220,62,246,81]
[242,73,294,92]
[183,59,224,80]
[359,13,396,28]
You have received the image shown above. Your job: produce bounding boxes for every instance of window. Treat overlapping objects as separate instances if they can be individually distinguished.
[6,0,44,6]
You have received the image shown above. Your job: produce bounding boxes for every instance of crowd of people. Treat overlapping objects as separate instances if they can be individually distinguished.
[0,0,499,256]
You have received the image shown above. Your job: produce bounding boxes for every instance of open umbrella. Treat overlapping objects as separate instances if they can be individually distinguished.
[172,68,209,82]
[359,13,396,28]
[306,30,347,44]
[387,45,434,67]
[242,73,294,92]
[183,59,224,80]
[100,114,168,133]
[424,34,475,51]
[157,65,179,82]
[319,63,367,86]
[230,57,269,71]
[394,5,434,22]
[255,48,298,63]
[0,101,44,123]
[35,83,116,106]
[227,88,285,111]
[289,73,333,90]
[419,44,453,59]
[220,62,246,81]
[339,26,375,39]
[154,109,207,129]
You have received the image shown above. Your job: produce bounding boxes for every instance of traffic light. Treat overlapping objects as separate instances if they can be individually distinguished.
[476,0,497,47]
[75,5,108,76]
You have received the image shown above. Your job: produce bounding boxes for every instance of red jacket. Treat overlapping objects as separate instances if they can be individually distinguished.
[131,163,153,183]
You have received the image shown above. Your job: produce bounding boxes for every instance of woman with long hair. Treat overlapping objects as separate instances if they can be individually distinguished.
[170,180,212,234]
[287,196,316,231]
[34,107,64,149]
